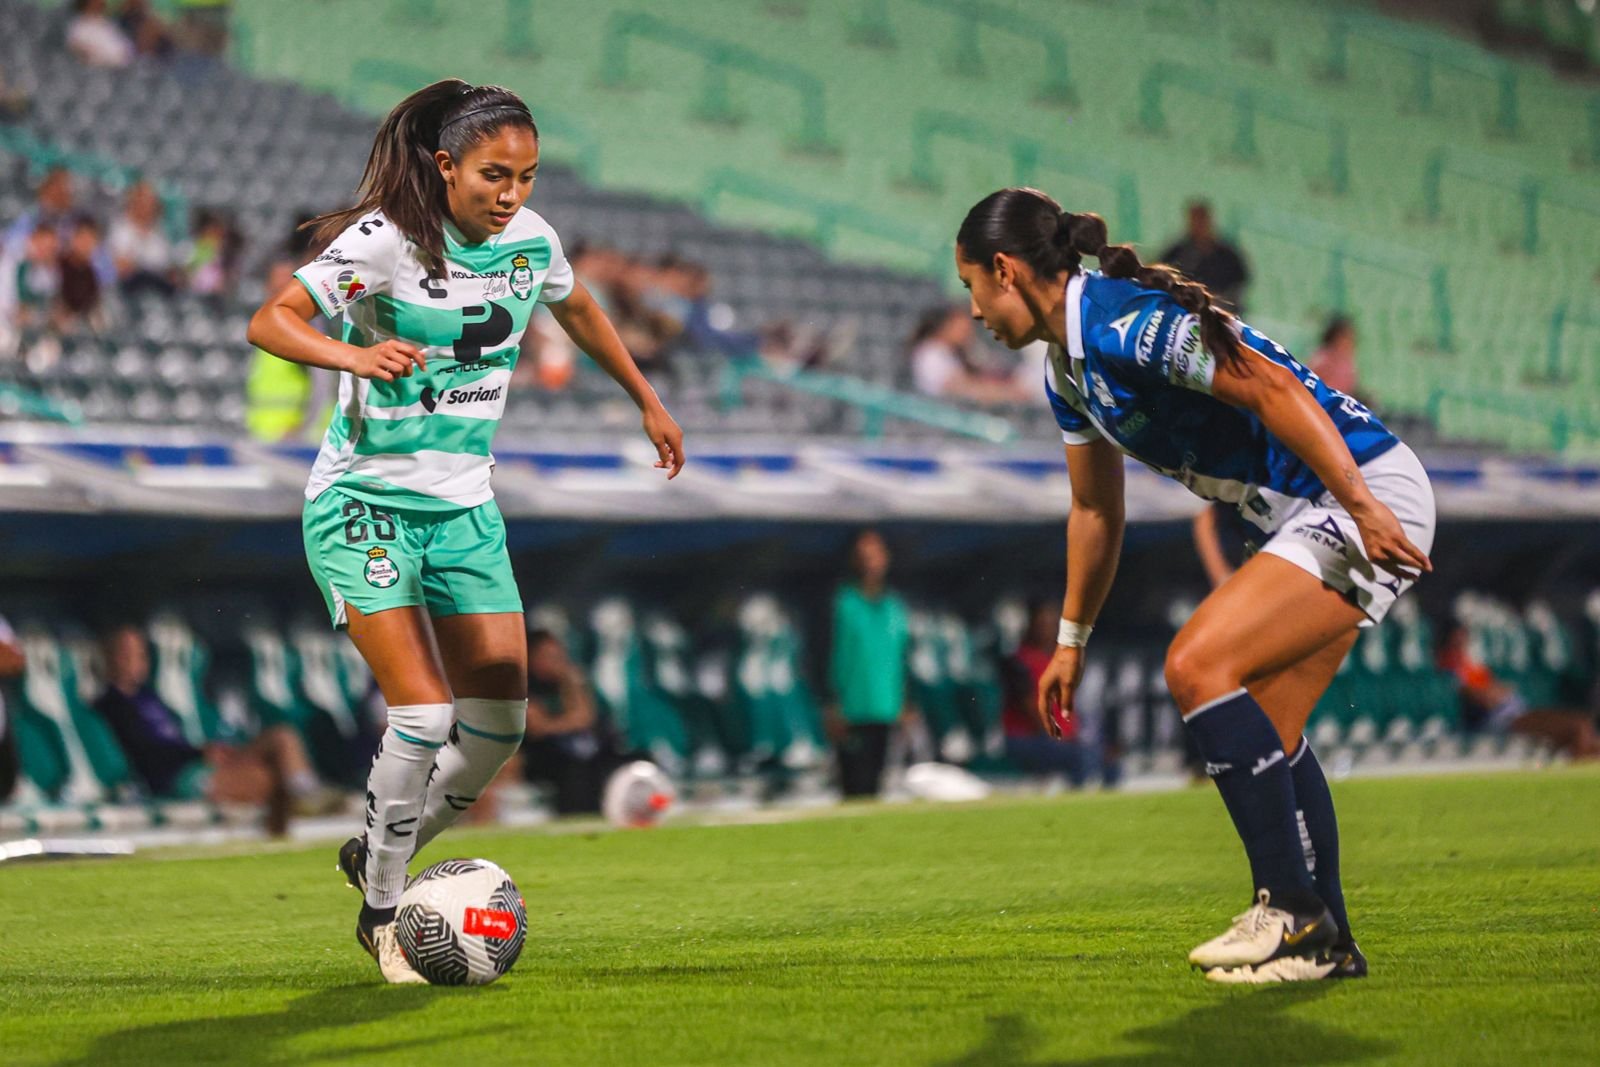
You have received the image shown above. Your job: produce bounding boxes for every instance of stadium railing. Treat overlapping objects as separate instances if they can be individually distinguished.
[1138,63,1350,196]
[1321,9,1522,137]
[599,12,836,154]
[905,109,1142,242]
[718,358,1019,445]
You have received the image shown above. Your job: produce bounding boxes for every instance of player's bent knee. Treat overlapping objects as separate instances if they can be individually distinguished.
[1164,641,1239,713]
[387,701,453,747]
[455,697,528,746]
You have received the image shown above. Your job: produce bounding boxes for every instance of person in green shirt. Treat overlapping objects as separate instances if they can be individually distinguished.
[828,528,913,798]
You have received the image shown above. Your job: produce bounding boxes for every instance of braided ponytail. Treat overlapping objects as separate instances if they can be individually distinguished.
[958,188,1244,369]
[1057,209,1243,370]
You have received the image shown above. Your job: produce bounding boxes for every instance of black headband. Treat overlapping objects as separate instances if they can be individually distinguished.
[439,102,533,135]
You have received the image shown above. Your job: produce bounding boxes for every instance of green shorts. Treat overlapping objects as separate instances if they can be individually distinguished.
[302,488,524,628]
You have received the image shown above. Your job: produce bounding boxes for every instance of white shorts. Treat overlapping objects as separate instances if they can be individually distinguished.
[1257,443,1436,627]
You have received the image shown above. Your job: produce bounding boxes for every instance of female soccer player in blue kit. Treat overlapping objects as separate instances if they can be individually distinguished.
[955,188,1436,983]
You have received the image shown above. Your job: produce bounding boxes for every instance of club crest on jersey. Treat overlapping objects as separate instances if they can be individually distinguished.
[508,253,534,300]
[363,547,399,589]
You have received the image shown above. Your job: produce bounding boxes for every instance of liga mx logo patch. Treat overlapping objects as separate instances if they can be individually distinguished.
[508,253,533,300]
[364,546,399,589]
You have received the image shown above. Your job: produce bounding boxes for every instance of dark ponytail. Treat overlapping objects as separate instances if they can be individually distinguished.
[958,187,1244,369]
[307,79,538,275]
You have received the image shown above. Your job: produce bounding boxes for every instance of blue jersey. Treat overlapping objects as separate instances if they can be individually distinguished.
[1044,271,1398,531]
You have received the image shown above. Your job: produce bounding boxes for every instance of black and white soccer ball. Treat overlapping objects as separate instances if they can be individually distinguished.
[394,858,527,986]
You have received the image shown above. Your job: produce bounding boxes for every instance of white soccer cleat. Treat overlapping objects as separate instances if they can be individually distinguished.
[1187,889,1335,971]
[1204,954,1340,984]
[372,922,428,985]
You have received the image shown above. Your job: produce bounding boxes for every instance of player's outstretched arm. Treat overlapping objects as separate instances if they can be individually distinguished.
[547,280,685,478]
[1037,436,1126,738]
[1211,347,1430,578]
[246,281,426,383]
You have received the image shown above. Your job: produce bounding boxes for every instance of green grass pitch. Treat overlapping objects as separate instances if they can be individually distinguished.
[3,768,1598,1066]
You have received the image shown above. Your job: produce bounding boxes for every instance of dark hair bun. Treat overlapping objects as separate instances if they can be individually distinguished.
[1066,212,1109,257]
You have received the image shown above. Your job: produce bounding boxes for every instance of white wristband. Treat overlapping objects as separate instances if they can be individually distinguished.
[1057,619,1093,648]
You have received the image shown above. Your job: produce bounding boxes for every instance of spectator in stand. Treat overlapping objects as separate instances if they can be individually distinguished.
[1158,200,1250,314]
[91,624,340,834]
[908,304,1031,405]
[1001,601,1120,788]
[245,257,335,441]
[2,169,115,286]
[0,226,61,334]
[653,256,843,369]
[1437,622,1600,759]
[827,529,915,798]
[66,0,135,68]
[1307,315,1376,409]
[108,181,182,298]
[117,0,175,58]
[56,215,106,331]
[517,629,632,816]
[186,208,242,300]
[0,613,23,804]
[1191,501,1254,590]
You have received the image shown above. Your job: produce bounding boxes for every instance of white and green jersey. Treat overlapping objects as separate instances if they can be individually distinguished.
[293,207,574,511]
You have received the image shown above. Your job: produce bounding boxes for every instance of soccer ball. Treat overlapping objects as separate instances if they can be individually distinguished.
[394,858,527,986]
[601,760,677,828]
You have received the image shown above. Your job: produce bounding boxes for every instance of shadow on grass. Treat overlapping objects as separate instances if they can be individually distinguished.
[52,981,513,1066]
[937,988,1398,1067]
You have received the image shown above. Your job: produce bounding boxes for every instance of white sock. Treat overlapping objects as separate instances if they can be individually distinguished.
[413,697,527,851]
[362,702,451,910]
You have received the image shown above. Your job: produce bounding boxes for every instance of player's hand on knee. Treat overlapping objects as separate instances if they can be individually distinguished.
[1352,501,1431,578]
[1036,646,1084,740]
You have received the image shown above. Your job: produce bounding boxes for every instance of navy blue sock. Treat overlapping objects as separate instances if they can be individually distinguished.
[1289,738,1351,944]
[1183,688,1317,906]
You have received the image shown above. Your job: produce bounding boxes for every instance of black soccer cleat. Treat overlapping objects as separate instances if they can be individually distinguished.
[337,835,368,894]
[355,900,394,960]
[1203,940,1368,984]
[1327,941,1368,979]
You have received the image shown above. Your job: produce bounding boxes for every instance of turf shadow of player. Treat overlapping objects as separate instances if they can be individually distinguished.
[52,982,512,1066]
[933,990,1396,1067]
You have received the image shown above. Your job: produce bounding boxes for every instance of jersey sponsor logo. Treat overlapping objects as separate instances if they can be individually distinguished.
[1108,311,1138,347]
[418,380,506,414]
[463,907,520,939]
[336,269,367,304]
[364,546,400,588]
[314,249,353,266]
[509,253,534,300]
[1166,316,1214,391]
[1135,308,1166,365]
[1292,515,1349,552]
[1118,411,1149,437]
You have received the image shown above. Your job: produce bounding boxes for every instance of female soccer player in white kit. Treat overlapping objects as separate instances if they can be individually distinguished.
[248,80,685,981]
